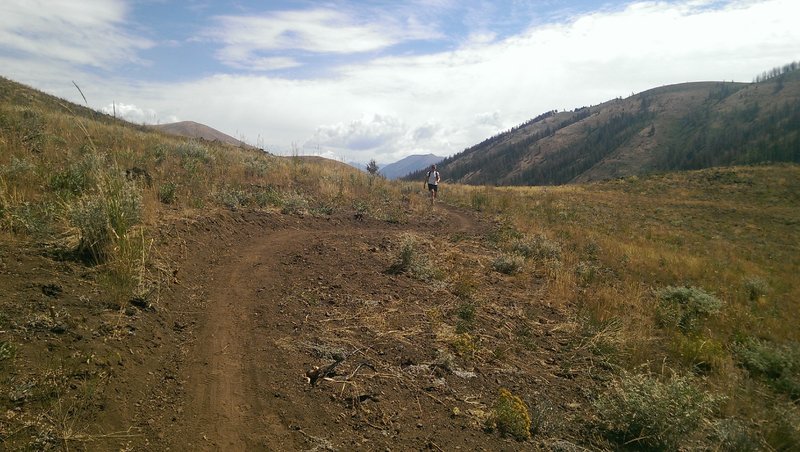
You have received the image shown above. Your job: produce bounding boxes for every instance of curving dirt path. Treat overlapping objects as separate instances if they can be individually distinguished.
[127,204,591,451]
[165,210,473,450]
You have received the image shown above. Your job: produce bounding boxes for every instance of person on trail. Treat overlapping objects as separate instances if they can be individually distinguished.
[425,164,441,205]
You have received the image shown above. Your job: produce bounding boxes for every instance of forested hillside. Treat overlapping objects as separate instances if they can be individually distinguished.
[407,62,800,185]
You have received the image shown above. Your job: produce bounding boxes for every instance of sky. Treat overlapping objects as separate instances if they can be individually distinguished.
[1,0,798,163]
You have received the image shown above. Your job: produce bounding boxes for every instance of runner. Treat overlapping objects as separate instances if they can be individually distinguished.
[425,164,441,205]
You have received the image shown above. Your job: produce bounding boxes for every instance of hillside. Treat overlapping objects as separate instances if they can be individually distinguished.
[407,63,800,185]
[151,120,255,149]
[1,75,799,451]
[379,153,444,179]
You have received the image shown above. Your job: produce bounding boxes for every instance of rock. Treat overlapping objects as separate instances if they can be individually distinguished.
[453,370,477,379]
[130,297,155,312]
[41,284,62,298]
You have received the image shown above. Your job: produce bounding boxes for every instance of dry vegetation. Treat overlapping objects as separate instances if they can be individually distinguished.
[1,78,799,450]
[443,165,800,449]
[0,92,430,450]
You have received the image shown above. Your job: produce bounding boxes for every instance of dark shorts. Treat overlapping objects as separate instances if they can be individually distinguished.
[428,183,438,192]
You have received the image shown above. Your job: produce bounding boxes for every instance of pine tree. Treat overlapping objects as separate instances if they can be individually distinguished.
[366,159,379,175]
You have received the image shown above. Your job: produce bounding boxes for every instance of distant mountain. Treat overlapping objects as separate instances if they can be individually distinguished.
[152,121,255,149]
[405,63,800,186]
[380,154,444,180]
[346,161,370,173]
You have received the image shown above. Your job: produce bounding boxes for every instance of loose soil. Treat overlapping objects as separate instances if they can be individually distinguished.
[1,204,602,451]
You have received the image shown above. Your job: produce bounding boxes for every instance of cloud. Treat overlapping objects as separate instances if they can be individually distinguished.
[0,0,152,69]
[5,0,798,165]
[219,53,301,72]
[315,114,407,151]
[474,111,503,128]
[100,102,177,125]
[208,7,441,70]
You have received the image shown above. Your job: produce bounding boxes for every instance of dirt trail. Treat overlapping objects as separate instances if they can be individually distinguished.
[177,228,302,450]
[128,204,591,451]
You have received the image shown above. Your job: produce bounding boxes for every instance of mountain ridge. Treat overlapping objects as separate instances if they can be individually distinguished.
[379,153,444,179]
[406,65,800,185]
[151,120,256,149]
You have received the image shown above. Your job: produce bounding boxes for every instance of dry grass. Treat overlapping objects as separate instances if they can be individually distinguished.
[440,165,800,448]
[0,93,432,449]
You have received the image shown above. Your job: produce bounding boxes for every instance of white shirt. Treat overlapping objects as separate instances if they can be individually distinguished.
[427,170,439,185]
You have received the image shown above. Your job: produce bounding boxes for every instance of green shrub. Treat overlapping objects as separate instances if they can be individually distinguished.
[353,200,369,215]
[451,332,478,357]
[8,201,59,236]
[70,174,141,262]
[656,286,722,332]
[511,233,562,260]
[158,182,177,204]
[764,403,800,450]
[710,419,763,452]
[244,156,270,178]
[455,301,476,333]
[151,143,169,164]
[0,341,15,362]
[381,204,406,224]
[451,274,477,300]
[216,186,249,210]
[254,187,282,208]
[594,372,723,450]
[47,154,101,196]
[1,156,35,181]
[280,192,309,215]
[387,235,441,281]
[486,388,532,441]
[492,254,523,275]
[487,221,523,246]
[743,276,769,302]
[311,203,334,216]
[672,334,727,374]
[176,141,214,177]
[17,109,46,153]
[388,236,417,275]
[575,261,599,286]
[175,140,214,164]
[471,191,490,211]
[735,338,800,399]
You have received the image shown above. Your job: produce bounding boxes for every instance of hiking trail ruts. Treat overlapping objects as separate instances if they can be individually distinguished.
[176,228,305,450]
[131,205,590,451]
[165,208,477,450]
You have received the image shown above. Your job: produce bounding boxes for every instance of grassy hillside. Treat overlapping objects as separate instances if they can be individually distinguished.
[440,165,800,448]
[408,62,800,186]
[0,75,420,255]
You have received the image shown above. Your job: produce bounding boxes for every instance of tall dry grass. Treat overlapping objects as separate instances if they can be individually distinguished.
[0,100,426,308]
[440,166,800,448]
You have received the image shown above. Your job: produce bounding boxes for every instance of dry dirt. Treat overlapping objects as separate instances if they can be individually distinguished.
[1,204,602,451]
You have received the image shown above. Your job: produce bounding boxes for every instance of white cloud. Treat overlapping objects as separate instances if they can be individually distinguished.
[0,0,152,68]
[208,7,441,70]
[474,111,503,128]
[219,54,301,72]
[100,102,177,125]
[315,114,407,151]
